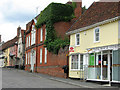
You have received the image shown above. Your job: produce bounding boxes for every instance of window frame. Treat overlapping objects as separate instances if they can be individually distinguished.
[44,48,47,64]
[70,54,84,71]
[26,37,28,48]
[31,25,36,45]
[71,54,80,71]
[40,48,42,64]
[28,35,31,46]
[26,53,27,65]
[75,33,80,46]
[40,28,43,42]
[94,27,100,43]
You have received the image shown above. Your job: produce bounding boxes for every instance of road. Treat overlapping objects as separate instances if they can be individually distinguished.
[2,68,81,88]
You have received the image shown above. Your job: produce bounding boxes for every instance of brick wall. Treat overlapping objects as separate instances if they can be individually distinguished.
[36,46,69,78]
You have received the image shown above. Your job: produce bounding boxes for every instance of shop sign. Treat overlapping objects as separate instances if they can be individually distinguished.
[69,46,74,52]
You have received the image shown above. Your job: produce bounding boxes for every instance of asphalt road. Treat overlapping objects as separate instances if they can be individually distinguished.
[2,68,81,88]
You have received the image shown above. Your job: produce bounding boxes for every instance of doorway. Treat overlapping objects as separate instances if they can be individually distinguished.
[102,50,112,81]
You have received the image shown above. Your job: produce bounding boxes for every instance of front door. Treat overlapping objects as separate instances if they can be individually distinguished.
[31,54,34,72]
[102,50,112,81]
[31,50,36,72]
[102,53,108,80]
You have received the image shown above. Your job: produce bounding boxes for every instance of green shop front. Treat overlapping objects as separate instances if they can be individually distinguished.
[87,44,120,83]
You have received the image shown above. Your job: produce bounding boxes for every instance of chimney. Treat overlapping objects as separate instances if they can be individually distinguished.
[0,35,1,43]
[74,1,82,19]
[17,26,21,37]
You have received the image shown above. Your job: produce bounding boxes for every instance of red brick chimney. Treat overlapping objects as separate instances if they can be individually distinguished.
[67,0,82,19]
[17,26,21,37]
[74,1,82,19]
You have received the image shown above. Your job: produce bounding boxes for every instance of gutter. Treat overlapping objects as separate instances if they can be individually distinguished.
[66,16,120,35]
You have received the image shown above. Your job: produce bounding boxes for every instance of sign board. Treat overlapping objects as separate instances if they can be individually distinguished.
[69,46,74,52]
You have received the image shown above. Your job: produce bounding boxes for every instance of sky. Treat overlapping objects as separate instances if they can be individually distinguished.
[0,0,100,42]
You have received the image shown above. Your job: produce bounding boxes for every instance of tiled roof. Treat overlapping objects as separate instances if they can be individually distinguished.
[0,36,18,51]
[67,2,120,32]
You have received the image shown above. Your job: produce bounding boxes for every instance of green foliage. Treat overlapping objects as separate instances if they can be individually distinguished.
[44,37,70,54]
[36,2,74,28]
[36,2,73,54]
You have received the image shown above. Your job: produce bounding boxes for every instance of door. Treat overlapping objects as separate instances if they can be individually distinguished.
[102,53,108,80]
[31,52,34,72]
[102,50,112,81]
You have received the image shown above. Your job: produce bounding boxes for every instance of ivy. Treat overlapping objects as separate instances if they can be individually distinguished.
[36,2,75,54]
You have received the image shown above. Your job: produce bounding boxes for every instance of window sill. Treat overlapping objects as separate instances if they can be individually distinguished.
[75,45,80,47]
[94,41,100,43]
[70,69,80,71]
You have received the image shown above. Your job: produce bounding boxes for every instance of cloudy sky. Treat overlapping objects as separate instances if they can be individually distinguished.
[0,0,100,42]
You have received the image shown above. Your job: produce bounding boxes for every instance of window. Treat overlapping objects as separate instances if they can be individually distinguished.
[75,33,80,46]
[71,54,83,70]
[71,54,79,70]
[29,52,31,64]
[28,52,29,64]
[44,48,47,64]
[26,53,27,65]
[94,27,100,42]
[26,37,28,47]
[28,35,30,46]
[31,25,36,45]
[40,48,42,64]
[40,28,43,41]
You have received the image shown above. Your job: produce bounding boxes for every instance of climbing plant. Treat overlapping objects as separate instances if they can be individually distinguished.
[36,2,76,54]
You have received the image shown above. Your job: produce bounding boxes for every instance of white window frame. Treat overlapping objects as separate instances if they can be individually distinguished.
[26,53,27,65]
[40,48,42,64]
[40,28,43,41]
[94,27,100,43]
[28,52,30,64]
[31,25,36,45]
[75,33,80,46]
[70,54,84,71]
[44,48,47,64]
[71,54,80,71]
[26,37,28,47]
[28,35,30,46]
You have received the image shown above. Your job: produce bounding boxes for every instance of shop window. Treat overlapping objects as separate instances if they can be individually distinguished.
[71,55,79,70]
[71,54,83,70]
[89,53,95,66]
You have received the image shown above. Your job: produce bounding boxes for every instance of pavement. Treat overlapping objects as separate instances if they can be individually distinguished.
[1,68,120,89]
[28,70,117,88]
[3,68,119,88]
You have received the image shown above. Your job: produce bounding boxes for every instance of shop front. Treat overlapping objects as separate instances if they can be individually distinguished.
[87,44,120,83]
